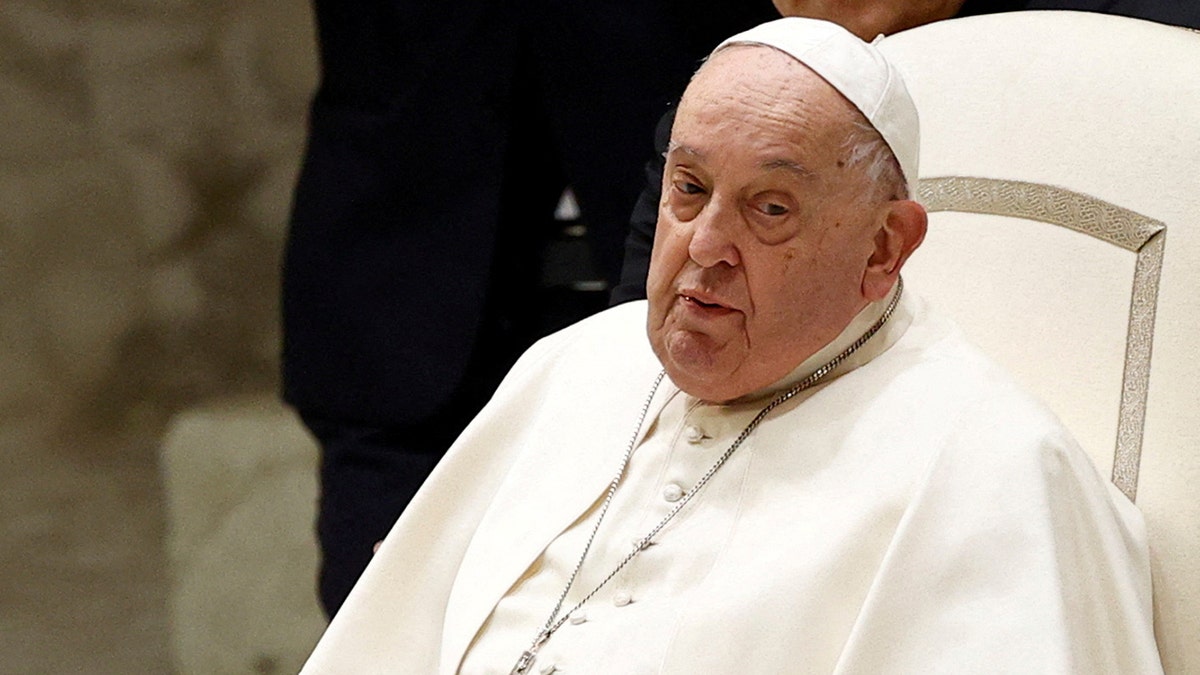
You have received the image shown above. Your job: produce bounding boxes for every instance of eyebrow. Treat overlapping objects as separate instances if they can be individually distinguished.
[665,142,816,179]
[664,141,700,160]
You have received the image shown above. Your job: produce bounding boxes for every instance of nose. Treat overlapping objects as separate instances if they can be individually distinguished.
[687,199,741,268]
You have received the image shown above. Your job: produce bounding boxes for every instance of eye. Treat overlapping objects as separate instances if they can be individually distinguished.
[665,169,709,222]
[750,194,792,218]
[673,178,706,196]
[745,192,801,244]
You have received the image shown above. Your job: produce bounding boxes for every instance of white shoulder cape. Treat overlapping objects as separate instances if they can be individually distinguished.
[302,296,1160,674]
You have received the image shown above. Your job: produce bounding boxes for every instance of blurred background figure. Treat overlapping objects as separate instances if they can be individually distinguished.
[280,0,778,617]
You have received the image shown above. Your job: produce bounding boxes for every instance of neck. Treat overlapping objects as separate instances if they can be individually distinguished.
[722,280,909,405]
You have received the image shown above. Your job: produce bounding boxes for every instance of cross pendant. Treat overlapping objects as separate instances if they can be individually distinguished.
[510,649,537,675]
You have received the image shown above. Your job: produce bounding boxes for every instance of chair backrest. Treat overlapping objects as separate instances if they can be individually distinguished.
[878,12,1200,672]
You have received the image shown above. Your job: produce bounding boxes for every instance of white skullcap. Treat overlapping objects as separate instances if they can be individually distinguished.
[714,17,920,193]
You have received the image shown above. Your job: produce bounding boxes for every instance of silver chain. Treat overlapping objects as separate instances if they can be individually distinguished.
[511,279,903,674]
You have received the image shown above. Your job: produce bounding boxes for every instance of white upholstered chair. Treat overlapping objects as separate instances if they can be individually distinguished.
[878,12,1199,672]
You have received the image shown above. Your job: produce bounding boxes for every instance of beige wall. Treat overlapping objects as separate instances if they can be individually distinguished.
[1,1,316,434]
[1,1,319,671]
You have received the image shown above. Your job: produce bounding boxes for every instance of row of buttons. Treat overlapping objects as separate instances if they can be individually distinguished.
[530,423,710,674]
[564,585,634,627]
[667,424,706,507]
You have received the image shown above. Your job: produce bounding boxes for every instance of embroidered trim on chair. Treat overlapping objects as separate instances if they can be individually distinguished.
[917,176,1166,502]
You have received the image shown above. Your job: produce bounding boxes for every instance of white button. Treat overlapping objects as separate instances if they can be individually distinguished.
[631,537,653,550]
[684,425,705,443]
[613,591,632,607]
[569,611,587,625]
[662,483,684,502]
[540,663,557,674]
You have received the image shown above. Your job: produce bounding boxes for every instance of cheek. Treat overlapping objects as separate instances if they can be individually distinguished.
[655,207,692,248]
[647,217,690,287]
[745,252,822,329]
[765,243,812,287]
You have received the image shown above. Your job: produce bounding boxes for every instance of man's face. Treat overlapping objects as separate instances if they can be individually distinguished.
[646,46,885,402]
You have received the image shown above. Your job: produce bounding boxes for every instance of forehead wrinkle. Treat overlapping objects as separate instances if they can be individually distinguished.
[690,48,858,132]
[679,58,851,151]
[670,117,824,187]
[760,158,816,181]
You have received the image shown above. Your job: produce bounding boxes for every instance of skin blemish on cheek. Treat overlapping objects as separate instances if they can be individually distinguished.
[837,159,846,168]
[780,245,801,275]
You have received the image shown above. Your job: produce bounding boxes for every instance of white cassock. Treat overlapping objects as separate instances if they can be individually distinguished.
[301,286,1162,674]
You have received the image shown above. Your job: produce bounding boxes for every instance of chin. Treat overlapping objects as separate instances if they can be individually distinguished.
[656,334,740,402]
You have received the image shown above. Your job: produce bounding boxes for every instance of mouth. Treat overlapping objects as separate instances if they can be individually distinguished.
[680,293,736,315]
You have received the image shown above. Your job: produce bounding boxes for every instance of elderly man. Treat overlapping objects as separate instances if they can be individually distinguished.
[301,18,1160,674]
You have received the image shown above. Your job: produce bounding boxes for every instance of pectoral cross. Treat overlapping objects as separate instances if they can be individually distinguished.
[510,649,537,675]
[510,630,550,675]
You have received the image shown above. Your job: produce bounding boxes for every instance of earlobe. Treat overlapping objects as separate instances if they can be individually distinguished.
[861,200,927,301]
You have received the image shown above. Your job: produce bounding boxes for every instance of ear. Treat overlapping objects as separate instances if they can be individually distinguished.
[861,199,927,301]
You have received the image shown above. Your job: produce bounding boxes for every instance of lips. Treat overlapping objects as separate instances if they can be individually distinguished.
[679,291,736,316]
[683,295,722,309]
